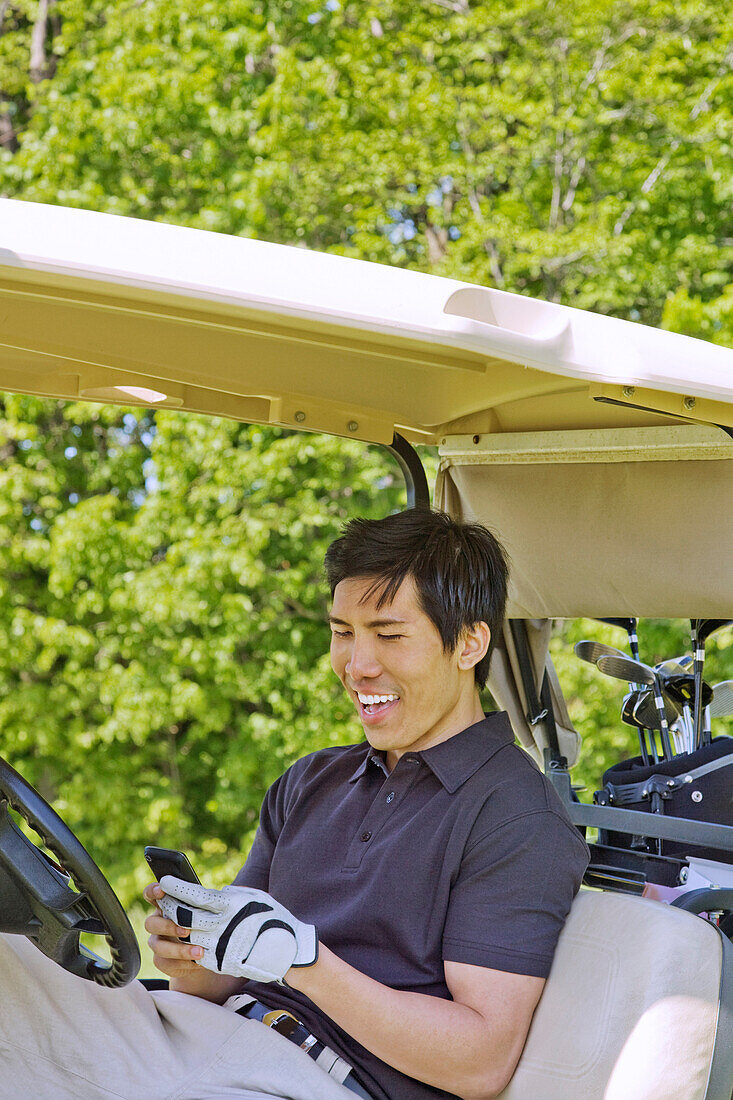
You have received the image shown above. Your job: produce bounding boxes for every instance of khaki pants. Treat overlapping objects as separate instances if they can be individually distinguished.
[0,934,355,1100]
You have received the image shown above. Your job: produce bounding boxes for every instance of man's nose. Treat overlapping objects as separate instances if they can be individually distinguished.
[345,636,381,681]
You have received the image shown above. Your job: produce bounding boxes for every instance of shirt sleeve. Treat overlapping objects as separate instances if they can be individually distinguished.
[442,809,588,978]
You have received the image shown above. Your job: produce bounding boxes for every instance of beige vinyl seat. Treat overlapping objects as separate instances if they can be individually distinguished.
[499,891,733,1100]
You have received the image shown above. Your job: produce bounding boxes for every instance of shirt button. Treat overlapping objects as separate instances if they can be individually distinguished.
[386,791,395,803]
[360,831,372,842]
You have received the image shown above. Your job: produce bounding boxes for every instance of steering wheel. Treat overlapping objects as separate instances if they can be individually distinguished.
[0,755,140,987]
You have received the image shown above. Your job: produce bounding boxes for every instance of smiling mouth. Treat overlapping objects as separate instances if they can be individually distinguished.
[354,691,400,720]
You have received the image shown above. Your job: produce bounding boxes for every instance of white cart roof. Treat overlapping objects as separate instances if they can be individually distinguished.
[1,199,732,444]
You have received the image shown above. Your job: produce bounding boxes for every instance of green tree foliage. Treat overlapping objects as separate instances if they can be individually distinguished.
[662,283,733,347]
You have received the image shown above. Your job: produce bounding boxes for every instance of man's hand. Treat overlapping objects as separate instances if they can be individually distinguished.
[143,882,244,1003]
[143,882,206,979]
[157,878,318,984]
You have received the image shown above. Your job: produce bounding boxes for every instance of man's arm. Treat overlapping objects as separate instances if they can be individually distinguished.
[287,944,544,1100]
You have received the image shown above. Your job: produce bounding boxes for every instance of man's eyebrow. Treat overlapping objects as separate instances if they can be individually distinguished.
[328,615,409,628]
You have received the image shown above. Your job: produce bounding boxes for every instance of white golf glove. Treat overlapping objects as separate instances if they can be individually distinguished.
[158,877,318,984]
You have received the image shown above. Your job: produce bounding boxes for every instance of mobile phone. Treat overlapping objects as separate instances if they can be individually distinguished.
[144,846,201,885]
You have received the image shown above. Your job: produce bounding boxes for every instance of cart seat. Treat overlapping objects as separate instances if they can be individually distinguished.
[499,890,732,1099]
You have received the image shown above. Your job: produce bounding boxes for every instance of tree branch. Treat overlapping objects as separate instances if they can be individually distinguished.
[425,222,448,265]
[482,238,505,288]
[561,154,587,213]
[549,128,565,229]
[429,0,469,11]
[541,249,588,273]
[283,596,325,622]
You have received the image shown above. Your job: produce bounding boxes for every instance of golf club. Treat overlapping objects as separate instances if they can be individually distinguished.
[690,620,733,749]
[710,680,733,719]
[662,674,713,753]
[597,618,640,661]
[574,640,629,665]
[621,691,653,764]
[572,642,647,761]
[596,654,674,759]
[632,687,679,729]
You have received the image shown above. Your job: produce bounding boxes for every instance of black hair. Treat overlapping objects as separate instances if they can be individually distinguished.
[324,509,509,689]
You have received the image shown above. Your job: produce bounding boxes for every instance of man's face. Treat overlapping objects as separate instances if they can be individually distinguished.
[329,575,485,768]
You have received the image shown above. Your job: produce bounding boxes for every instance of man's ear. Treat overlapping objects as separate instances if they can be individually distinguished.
[457,622,491,672]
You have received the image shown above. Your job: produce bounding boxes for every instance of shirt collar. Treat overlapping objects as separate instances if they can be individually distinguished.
[348,748,390,783]
[348,712,514,791]
[420,712,514,792]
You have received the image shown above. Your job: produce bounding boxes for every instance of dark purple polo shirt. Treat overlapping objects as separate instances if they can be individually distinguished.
[234,713,589,1100]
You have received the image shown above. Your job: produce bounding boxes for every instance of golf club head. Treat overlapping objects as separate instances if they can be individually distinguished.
[574,640,628,666]
[696,619,733,645]
[710,680,733,719]
[663,674,713,709]
[596,654,655,685]
[621,691,645,728]
[632,689,679,729]
[654,659,688,677]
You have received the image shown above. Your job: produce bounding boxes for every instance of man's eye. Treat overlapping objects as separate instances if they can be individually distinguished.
[379,634,403,641]
[331,630,352,638]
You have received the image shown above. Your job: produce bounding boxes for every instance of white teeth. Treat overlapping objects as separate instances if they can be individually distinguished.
[357,692,399,705]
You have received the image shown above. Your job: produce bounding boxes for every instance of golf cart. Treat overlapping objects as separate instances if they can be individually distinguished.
[0,199,731,1097]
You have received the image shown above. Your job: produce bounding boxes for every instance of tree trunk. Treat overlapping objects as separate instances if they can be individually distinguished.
[30,0,54,83]
[0,102,17,152]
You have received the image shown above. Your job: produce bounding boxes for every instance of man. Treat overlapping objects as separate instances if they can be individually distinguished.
[145,509,589,1100]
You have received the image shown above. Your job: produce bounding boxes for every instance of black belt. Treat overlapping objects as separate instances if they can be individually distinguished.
[235,998,373,1097]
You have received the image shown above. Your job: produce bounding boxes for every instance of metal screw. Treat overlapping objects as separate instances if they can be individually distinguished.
[683,396,696,410]
[347,421,359,432]
[294,410,306,423]
[691,790,703,803]
[472,435,480,444]
[679,868,688,883]
[622,386,635,398]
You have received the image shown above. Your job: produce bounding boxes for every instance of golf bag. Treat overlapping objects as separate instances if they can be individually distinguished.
[594,736,733,863]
